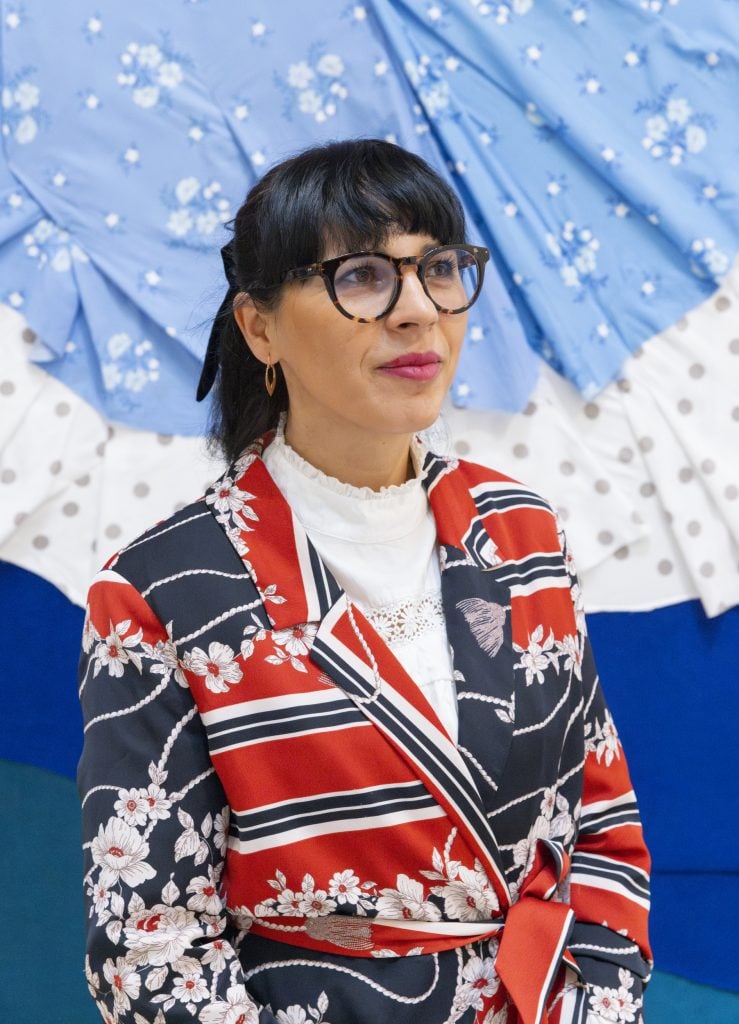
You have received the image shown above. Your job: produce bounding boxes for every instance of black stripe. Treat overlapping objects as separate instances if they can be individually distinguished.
[208,708,365,753]
[571,857,650,899]
[206,697,359,738]
[306,537,342,617]
[311,637,500,874]
[232,788,437,842]
[475,491,552,513]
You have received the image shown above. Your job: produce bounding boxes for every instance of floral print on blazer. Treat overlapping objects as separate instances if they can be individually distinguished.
[78,436,652,1024]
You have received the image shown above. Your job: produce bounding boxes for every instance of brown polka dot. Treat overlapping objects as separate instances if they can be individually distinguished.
[664,510,674,524]
[632,347,644,359]
[559,460,575,476]
[105,524,122,539]
[617,378,632,393]
[675,317,689,331]
[32,535,49,550]
[522,401,537,416]
[454,440,470,455]
[638,436,654,453]
[22,327,37,344]
[618,447,633,463]
[677,399,693,415]
[75,474,91,487]
[91,539,98,553]
[106,425,115,440]
[558,508,570,521]
[1,468,15,483]
[678,467,694,483]
[658,559,673,575]
[13,512,26,526]
[173,500,187,512]
[614,545,629,560]
[729,338,739,355]
[725,484,738,501]
[701,458,715,475]
[0,380,15,396]
[715,295,731,312]
[689,363,705,380]
[639,481,656,497]
[595,478,610,494]
[55,401,71,417]
[95,442,107,457]
[157,434,174,446]
[62,501,79,516]
[687,520,701,537]
[732,407,739,422]
[49,460,62,475]
[598,530,614,545]
[584,403,600,420]
[700,561,715,578]
[513,443,529,458]
[631,511,644,525]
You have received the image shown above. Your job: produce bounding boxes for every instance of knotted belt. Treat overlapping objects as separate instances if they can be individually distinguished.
[239,840,576,1024]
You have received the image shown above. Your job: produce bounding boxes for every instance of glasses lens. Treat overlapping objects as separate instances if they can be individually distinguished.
[333,255,397,319]
[423,248,479,312]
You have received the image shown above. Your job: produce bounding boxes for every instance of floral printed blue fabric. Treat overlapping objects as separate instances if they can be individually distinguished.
[0,0,736,433]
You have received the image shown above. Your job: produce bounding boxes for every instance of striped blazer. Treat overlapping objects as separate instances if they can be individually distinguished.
[78,435,651,1024]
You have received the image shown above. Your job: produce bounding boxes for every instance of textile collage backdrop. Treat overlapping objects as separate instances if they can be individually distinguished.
[1,1,738,1019]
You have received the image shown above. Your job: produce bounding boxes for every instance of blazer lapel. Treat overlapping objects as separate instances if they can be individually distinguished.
[207,440,512,902]
[423,453,518,811]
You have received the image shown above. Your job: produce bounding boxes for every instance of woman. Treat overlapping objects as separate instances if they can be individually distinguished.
[78,139,651,1024]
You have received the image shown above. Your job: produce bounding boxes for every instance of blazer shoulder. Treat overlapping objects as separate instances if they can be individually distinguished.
[452,456,558,517]
[99,495,252,600]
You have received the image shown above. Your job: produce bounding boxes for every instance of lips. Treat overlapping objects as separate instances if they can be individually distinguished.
[378,351,442,382]
[380,351,440,369]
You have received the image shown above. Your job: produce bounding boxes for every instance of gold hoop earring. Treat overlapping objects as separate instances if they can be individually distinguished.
[264,357,277,397]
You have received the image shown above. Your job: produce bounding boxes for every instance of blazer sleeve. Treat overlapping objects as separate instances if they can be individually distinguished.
[77,569,275,1024]
[558,526,653,1022]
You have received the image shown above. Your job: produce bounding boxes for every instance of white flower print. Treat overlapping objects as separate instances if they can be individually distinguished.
[213,809,229,854]
[14,81,40,111]
[298,89,322,115]
[158,61,184,89]
[167,208,192,236]
[115,787,150,827]
[240,614,267,660]
[272,623,318,658]
[274,887,305,915]
[133,85,159,108]
[438,865,499,922]
[594,709,621,766]
[184,642,243,693]
[328,869,363,906]
[666,96,692,125]
[638,87,712,162]
[90,882,111,917]
[201,938,231,973]
[123,903,202,966]
[187,866,223,916]
[137,43,163,69]
[276,1007,308,1024]
[316,53,344,77]
[459,955,499,1011]
[102,956,141,1012]
[199,984,260,1024]
[119,38,187,110]
[376,873,442,921]
[556,633,583,679]
[685,123,706,153]
[172,971,209,1005]
[207,477,259,521]
[513,624,557,685]
[299,883,337,917]
[91,818,156,890]
[93,620,144,678]
[287,61,314,88]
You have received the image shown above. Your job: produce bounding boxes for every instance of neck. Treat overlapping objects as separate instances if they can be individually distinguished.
[282,415,415,491]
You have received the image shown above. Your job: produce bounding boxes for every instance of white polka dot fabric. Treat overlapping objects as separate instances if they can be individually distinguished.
[1,264,738,616]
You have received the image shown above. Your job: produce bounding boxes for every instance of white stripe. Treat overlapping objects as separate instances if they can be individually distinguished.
[233,779,425,817]
[235,792,434,838]
[202,687,341,726]
[535,909,574,1024]
[470,480,546,499]
[510,576,572,598]
[569,872,651,910]
[213,719,371,755]
[293,511,323,622]
[581,790,637,818]
[90,568,131,587]
[228,803,446,854]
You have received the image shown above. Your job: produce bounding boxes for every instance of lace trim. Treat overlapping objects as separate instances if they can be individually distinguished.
[366,591,446,645]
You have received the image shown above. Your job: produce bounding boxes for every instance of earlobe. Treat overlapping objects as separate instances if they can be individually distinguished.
[233,294,273,365]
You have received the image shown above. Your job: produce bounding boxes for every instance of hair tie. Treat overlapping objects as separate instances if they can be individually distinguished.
[196,241,239,402]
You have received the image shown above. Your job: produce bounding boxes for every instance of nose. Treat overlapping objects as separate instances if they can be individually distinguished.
[385,265,439,329]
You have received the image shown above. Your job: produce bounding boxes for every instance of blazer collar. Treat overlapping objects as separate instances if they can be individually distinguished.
[206,435,513,902]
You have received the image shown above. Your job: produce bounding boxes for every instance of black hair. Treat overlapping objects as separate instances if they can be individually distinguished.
[207,138,466,464]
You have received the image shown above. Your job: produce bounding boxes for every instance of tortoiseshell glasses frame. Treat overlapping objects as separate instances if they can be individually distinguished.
[281,243,490,323]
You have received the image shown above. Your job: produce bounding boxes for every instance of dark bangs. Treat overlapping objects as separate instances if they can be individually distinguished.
[238,139,466,300]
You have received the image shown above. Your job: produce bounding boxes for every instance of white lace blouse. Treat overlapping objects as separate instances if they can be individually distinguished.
[263,424,458,741]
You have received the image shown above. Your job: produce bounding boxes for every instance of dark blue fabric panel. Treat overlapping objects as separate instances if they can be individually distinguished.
[587,602,739,873]
[0,560,84,779]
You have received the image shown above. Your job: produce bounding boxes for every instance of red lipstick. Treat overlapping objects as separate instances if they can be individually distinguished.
[379,351,442,381]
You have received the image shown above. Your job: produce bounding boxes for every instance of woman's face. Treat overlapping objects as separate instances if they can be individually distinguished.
[262,231,468,444]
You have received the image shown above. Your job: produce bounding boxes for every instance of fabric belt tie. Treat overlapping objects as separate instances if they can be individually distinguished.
[243,840,575,1024]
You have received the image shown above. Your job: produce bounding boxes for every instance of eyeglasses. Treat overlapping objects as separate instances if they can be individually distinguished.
[282,243,490,322]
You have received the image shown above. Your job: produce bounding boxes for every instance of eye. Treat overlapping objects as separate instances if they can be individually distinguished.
[425,255,458,279]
